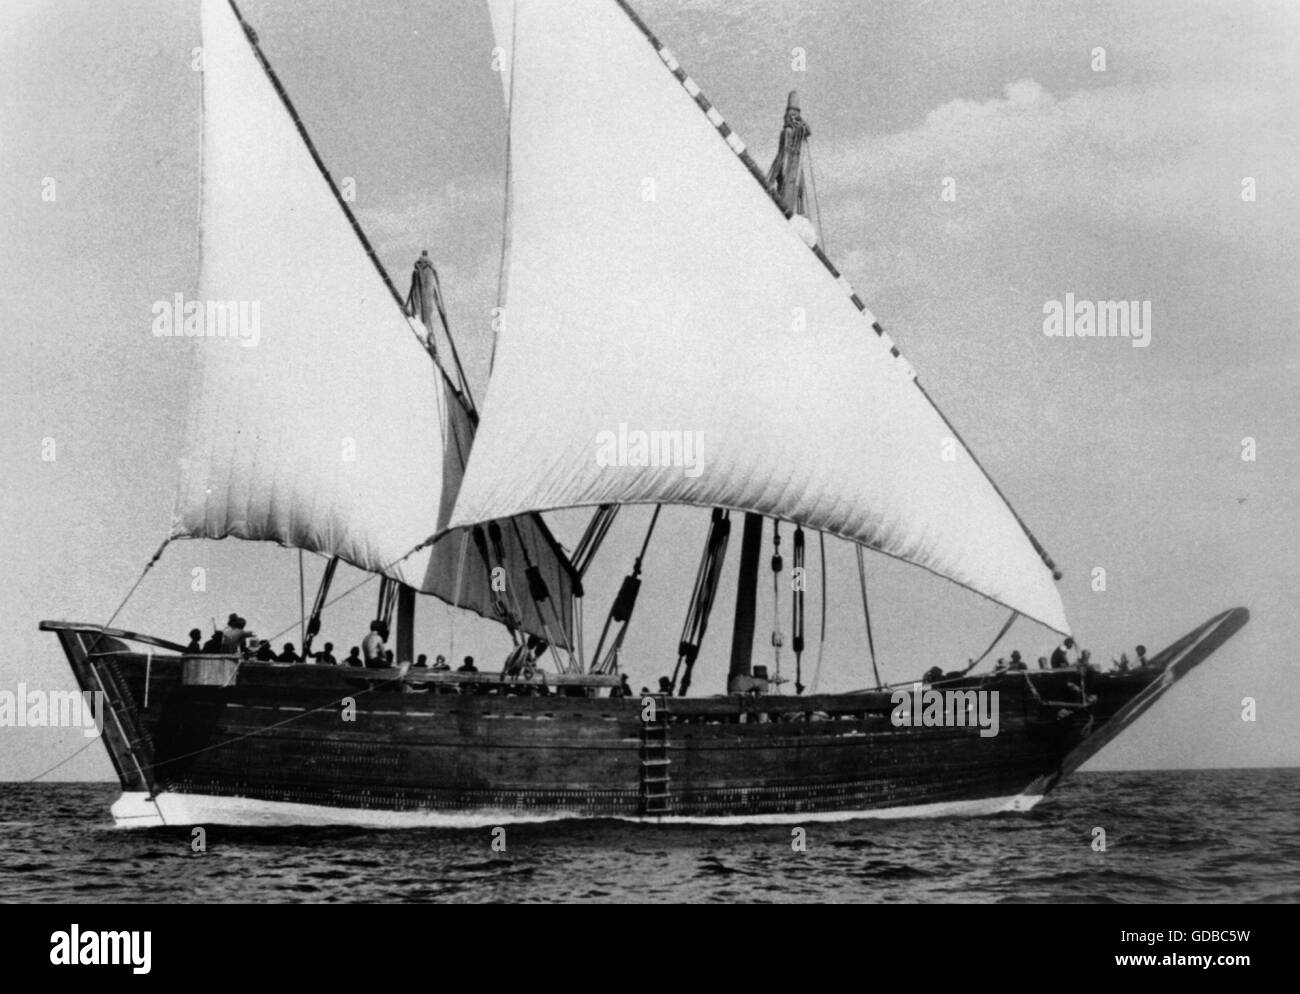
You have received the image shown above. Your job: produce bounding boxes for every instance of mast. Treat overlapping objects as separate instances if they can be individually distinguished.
[393,249,451,665]
[727,513,764,691]
[727,92,812,693]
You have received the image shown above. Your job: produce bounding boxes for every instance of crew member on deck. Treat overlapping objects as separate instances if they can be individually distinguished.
[185,628,203,654]
[1135,644,1150,667]
[432,654,450,672]
[278,643,302,663]
[612,674,632,698]
[312,642,338,665]
[362,620,387,669]
[1008,651,1028,671]
[1050,637,1075,669]
[221,613,251,654]
[202,629,224,653]
[414,654,429,668]
[255,640,276,662]
[345,646,363,667]
[458,655,478,673]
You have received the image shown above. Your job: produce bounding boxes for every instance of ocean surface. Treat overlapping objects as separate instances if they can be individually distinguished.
[1,770,1297,903]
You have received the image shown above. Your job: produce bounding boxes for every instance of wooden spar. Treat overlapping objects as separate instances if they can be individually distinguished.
[728,92,812,693]
[298,550,306,652]
[396,584,416,665]
[727,512,764,689]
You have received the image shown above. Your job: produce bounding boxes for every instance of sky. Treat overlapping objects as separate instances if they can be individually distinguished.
[0,0,1297,781]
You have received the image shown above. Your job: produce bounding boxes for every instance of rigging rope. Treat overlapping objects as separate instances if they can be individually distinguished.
[508,516,571,673]
[448,530,469,668]
[792,526,805,694]
[592,505,661,674]
[855,545,882,690]
[301,555,340,659]
[487,522,528,644]
[428,265,477,414]
[298,549,306,651]
[375,576,399,632]
[958,610,1019,676]
[26,537,170,783]
[572,504,619,578]
[142,669,414,775]
[671,508,731,696]
[770,521,784,686]
[806,140,828,255]
[811,532,827,694]
[23,736,102,783]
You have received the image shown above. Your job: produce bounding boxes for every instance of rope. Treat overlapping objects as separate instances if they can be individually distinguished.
[448,530,469,666]
[671,508,731,695]
[770,521,783,685]
[1021,671,1091,710]
[508,517,569,673]
[958,610,1018,676]
[297,549,306,650]
[855,545,882,689]
[807,140,828,254]
[593,506,661,673]
[143,669,411,774]
[572,504,619,578]
[429,266,477,413]
[811,532,827,694]
[27,537,170,782]
[22,737,101,783]
[301,555,339,658]
[79,539,170,672]
[792,526,805,694]
[488,522,528,644]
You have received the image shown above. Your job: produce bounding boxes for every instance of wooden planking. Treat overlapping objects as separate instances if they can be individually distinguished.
[46,611,1246,820]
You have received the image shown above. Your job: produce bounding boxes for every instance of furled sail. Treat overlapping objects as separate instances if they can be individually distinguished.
[453,0,1069,635]
[173,0,575,647]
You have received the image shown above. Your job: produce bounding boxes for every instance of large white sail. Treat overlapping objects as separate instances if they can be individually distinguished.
[174,0,574,646]
[454,0,1069,634]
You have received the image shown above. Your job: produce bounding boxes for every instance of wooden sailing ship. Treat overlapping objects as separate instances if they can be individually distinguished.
[43,0,1247,827]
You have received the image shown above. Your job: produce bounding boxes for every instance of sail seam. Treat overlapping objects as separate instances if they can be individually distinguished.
[614,0,1061,579]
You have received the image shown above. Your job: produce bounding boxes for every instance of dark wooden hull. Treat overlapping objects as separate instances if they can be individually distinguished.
[40,608,1248,825]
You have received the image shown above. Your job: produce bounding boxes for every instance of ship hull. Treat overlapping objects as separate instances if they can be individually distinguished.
[108,787,1045,829]
[41,608,1247,828]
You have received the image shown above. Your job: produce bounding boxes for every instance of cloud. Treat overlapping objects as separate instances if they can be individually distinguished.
[814,76,1297,300]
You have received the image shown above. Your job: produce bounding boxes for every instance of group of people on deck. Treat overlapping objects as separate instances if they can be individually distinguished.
[920,637,1153,685]
[184,614,516,676]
